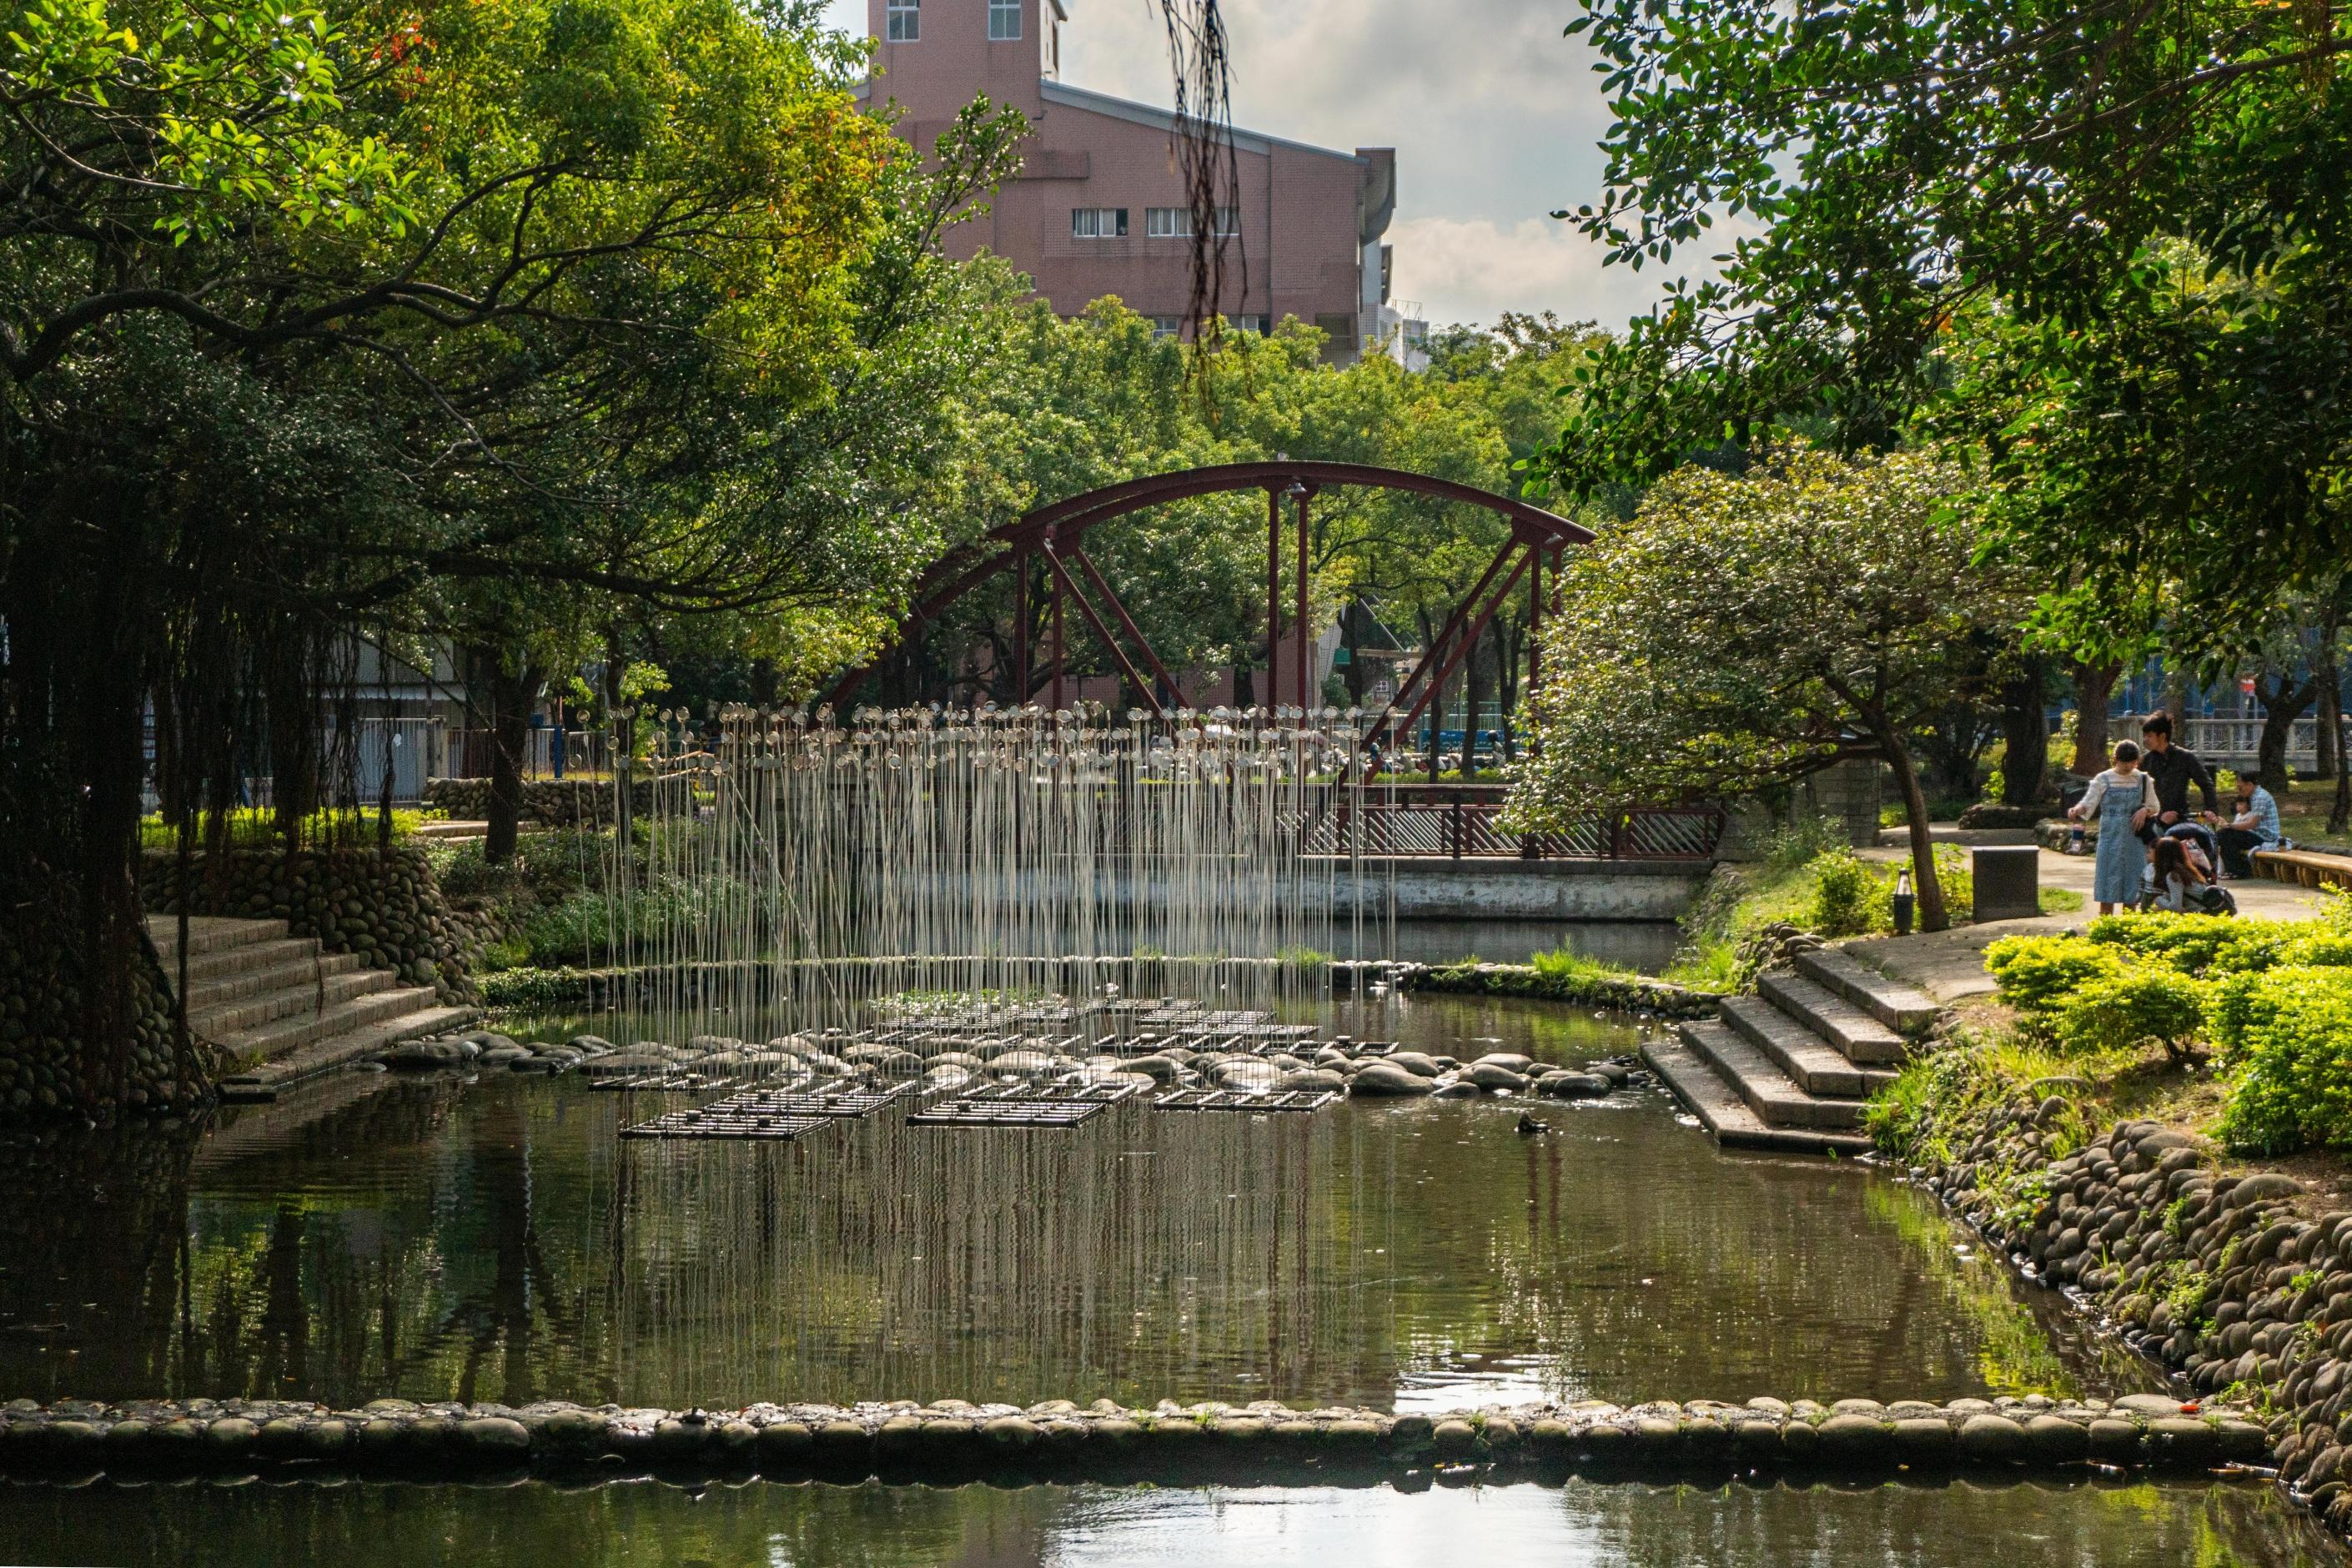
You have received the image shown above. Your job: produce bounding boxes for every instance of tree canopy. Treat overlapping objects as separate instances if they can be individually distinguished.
[1510,446,2025,930]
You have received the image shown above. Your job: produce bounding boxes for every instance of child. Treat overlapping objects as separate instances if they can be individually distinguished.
[2068,741,2158,915]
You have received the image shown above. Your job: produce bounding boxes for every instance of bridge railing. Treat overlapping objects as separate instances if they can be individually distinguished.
[1299,787,1723,862]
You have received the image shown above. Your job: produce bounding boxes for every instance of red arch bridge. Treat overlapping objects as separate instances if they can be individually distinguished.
[815,461,1722,862]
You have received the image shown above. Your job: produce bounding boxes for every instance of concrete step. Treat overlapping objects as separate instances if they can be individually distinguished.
[1641,1038,1876,1158]
[181,947,365,1011]
[1719,995,1896,1100]
[1680,1019,1867,1132]
[146,915,292,961]
[152,932,329,988]
[216,1005,484,1100]
[186,967,402,1039]
[213,986,449,1065]
[1755,972,1910,1066]
[1795,948,1941,1037]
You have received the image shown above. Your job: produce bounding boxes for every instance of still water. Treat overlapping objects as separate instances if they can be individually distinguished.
[0,1475,2337,1567]
[0,996,2137,1412]
[0,992,2329,1565]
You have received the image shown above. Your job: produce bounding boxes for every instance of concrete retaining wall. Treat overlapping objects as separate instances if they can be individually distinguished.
[0,1393,2264,1484]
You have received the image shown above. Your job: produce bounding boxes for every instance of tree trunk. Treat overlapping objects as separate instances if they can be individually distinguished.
[2256,670,2318,796]
[2068,659,2122,776]
[1867,708,1948,932]
[482,656,543,865]
[1999,656,2050,807]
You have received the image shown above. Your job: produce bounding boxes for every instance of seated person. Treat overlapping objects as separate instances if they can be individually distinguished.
[2163,819,2219,878]
[2150,835,2221,912]
[2209,778,2283,878]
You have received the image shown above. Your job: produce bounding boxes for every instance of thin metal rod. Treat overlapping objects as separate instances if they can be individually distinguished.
[1265,485,1281,711]
[1013,545,1030,704]
[1049,541,1066,711]
[1294,487,1311,712]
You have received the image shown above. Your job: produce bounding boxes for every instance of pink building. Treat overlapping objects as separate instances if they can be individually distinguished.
[862,0,1397,360]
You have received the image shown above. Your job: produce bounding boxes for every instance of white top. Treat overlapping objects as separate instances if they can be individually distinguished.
[2078,768,2158,818]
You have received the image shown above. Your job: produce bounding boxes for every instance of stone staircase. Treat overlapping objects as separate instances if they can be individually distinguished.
[1642,947,1941,1157]
[148,915,478,1099]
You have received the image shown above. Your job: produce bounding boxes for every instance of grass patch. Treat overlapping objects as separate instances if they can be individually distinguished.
[140,807,423,851]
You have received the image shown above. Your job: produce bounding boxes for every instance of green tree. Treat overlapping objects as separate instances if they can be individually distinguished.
[1539,0,2352,671]
[1509,447,2023,932]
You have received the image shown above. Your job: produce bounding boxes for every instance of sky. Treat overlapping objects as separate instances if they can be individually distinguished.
[817,0,1684,330]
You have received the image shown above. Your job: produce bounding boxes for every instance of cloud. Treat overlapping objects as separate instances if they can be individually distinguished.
[1385,215,1672,334]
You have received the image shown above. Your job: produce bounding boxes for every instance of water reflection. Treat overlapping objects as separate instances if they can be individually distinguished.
[0,1476,2335,1568]
[0,998,2154,1411]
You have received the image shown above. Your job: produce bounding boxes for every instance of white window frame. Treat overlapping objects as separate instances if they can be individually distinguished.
[1145,208,1190,239]
[886,0,918,42]
[1071,207,1128,239]
[1150,315,1185,339]
[988,0,1020,41]
[1213,206,1241,236]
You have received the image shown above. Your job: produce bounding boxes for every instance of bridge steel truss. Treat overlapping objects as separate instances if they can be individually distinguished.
[818,461,1593,756]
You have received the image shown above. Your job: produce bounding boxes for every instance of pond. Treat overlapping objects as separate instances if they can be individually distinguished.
[0,995,2133,1412]
[0,992,2330,1564]
[0,1474,2338,1567]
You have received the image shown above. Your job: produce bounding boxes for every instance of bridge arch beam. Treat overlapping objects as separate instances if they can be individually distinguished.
[821,461,1590,746]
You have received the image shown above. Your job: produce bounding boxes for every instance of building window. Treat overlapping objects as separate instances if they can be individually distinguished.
[1071,207,1128,239]
[1226,314,1270,335]
[988,0,1020,40]
[1315,314,1359,351]
[886,0,917,41]
[1151,315,1185,339]
[1146,206,1240,239]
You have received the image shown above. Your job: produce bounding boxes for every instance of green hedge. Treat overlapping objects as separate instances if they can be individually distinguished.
[1981,906,2352,1153]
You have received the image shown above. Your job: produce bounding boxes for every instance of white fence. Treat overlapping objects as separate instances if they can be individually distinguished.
[2108,715,2342,771]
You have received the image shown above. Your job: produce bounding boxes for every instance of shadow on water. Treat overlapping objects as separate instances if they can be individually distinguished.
[0,1473,2339,1568]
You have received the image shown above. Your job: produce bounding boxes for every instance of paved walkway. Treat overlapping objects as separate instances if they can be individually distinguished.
[1851,844,2329,1005]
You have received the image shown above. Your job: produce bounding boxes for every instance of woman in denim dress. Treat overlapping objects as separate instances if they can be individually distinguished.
[2067,741,2159,915]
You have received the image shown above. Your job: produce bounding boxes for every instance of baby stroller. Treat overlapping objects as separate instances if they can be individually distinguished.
[2138,822,2238,915]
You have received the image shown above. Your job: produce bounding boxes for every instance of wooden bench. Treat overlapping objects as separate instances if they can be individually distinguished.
[2253,848,2352,892]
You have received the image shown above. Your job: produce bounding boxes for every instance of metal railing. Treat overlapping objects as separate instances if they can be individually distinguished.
[2107,716,2344,771]
[1301,786,1724,862]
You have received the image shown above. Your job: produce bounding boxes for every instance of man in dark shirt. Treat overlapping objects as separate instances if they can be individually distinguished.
[2138,712,2218,837]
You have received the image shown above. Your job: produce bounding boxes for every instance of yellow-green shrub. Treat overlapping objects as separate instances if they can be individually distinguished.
[2053,968,2206,1060]
[2213,967,2352,1153]
[1984,934,2127,1015]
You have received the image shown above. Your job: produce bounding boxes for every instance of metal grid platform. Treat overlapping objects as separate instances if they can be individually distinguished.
[1152,1088,1343,1113]
[907,1081,1142,1128]
[619,1106,832,1141]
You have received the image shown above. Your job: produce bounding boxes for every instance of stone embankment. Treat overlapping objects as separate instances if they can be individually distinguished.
[1917,1104,2352,1531]
[421,776,650,827]
[0,1394,2265,1484]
